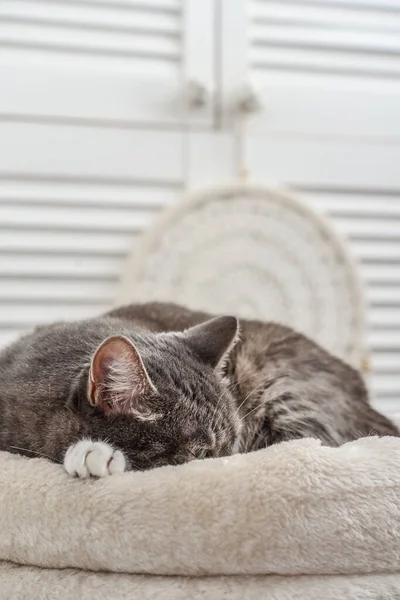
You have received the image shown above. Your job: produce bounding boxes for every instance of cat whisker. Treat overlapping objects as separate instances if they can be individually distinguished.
[130,453,152,471]
[234,378,271,417]
[129,460,142,471]
[211,374,252,430]
[240,398,272,422]
[9,445,60,463]
[211,384,236,430]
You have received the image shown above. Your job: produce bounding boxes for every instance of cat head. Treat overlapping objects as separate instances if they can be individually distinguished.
[71,316,242,470]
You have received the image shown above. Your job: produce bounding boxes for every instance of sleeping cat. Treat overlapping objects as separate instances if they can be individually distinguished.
[0,302,397,477]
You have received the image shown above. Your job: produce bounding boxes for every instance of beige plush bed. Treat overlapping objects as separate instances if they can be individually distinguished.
[1,434,400,599]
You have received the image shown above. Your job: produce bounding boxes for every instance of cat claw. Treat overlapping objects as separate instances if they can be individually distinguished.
[64,439,126,478]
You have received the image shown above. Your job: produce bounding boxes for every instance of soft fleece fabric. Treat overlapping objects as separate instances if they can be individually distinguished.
[1,436,400,598]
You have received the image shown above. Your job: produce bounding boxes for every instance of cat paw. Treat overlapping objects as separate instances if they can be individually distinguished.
[64,439,126,478]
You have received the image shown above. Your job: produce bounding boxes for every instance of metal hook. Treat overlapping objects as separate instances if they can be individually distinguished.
[186,80,208,109]
[237,83,262,114]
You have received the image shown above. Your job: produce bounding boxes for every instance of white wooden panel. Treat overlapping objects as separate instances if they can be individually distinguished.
[0,178,179,207]
[333,219,400,240]
[186,132,235,189]
[0,279,116,303]
[246,0,400,141]
[220,0,247,127]
[270,1,400,11]
[247,73,400,139]
[0,64,182,126]
[370,307,400,327]
[247,137,400,189]
[79,1,180,8]
[0,0,216,126]
[0,173,183,342]
[1,23,179,59]
[0,0,185,125]
[368,330,400,351]
[373,353,399,372]
[352,241,400,262]
[301,194,400,218]
[251,45,400,79]
[1,1,180,36]
[249,0,400,80]
[251,25,400,58]
[0,329,31,349]
[363,265,400,284]
[0,2,216,353]
[251,2,400,33]
[0,0,188,353]
[0,230,133,255]
[0,254,121,278]
[367,286,400,304]
[0,123,183,182]
[370,374,400,396]
[0,204,153,232]
[371,399,400,415]
[0,304,107,327]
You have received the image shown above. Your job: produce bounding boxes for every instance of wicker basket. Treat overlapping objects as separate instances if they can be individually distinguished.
[116,183,365,367]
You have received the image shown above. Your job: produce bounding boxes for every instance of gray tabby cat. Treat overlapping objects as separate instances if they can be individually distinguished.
[0,302,397,477]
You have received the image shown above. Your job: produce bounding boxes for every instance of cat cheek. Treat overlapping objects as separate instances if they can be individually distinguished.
[182,423,204,441]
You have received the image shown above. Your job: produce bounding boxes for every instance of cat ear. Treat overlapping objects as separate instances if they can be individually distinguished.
[88,335,157,419]
[183,316,240,370]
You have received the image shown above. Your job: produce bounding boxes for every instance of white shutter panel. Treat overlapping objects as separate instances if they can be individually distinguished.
[0,123,183,347]
[222,0,400,415]
[0,0,214,126]
[247,0,400,139]
[0,1,216,348]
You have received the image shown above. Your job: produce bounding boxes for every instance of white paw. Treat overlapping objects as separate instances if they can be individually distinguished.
[64,439,126,478]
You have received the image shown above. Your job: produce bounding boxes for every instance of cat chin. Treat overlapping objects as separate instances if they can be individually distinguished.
[63,439,126,478]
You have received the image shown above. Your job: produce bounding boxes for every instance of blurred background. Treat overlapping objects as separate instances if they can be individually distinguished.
[0,0,399,416]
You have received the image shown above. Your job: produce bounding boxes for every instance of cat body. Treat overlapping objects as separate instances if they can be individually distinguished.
[0,302,397,476]
[110,303,398,449]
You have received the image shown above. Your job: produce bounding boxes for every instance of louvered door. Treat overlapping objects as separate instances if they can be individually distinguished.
[0,0,216,348]
[0,0,214,126]
[221,0,400,415]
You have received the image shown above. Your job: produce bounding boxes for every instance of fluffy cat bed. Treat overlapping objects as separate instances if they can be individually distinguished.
[2,435,400,599]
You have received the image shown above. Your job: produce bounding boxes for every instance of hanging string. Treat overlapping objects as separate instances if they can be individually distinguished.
[233,97,250,183]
